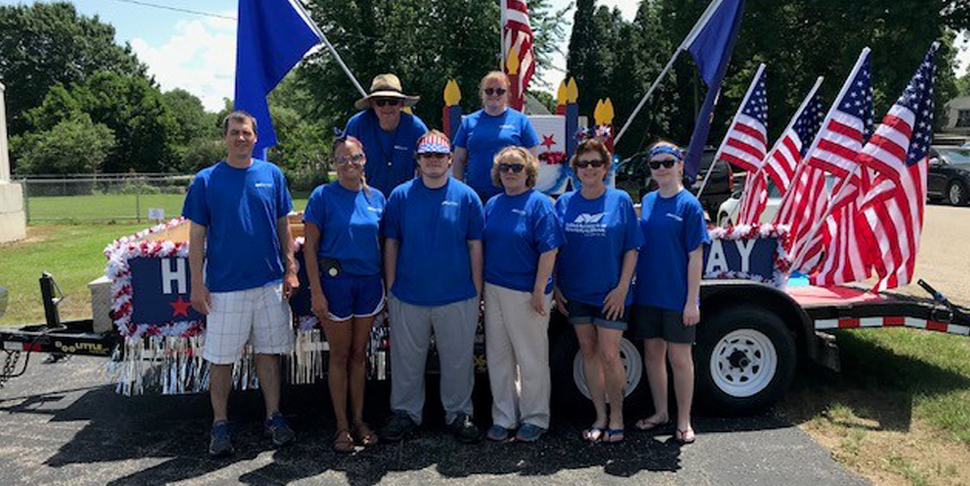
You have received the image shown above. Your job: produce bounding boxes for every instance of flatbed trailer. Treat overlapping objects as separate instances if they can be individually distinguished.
[2,271,968,416]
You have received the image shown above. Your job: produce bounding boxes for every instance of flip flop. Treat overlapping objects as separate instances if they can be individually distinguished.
[604,428,625,444]
[333,429,355,453]
[634,416,671,431]
[354,423,379,447]
[674,428,696,445]
[583,426,605,443]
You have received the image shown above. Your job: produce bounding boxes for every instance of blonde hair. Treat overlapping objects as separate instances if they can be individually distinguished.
[569,139,613,181]
[332,135,371,198]
[479,71,511,92]
[491,146,539,188]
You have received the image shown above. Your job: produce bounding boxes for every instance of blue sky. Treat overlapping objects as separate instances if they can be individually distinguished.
[4,1,964,112]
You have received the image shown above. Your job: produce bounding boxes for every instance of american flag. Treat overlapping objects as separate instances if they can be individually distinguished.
[782,50,873,273]
[501,0,535,111]
[715,64,769,174]
[856,43,937,291]
[740,79,826,224]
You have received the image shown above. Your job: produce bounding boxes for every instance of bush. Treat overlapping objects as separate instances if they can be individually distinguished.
[284,165,330,192]
[12,114,115,175]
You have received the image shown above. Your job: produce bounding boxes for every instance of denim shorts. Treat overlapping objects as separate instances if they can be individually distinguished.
[565,299,629,331]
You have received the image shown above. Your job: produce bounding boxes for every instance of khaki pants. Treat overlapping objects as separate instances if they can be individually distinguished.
[484,283,553,429]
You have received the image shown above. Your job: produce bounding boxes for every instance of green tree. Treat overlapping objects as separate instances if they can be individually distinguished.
[162,89,219,146]
[27,72,180,173]
[0,2,145,136]
[11,114,115,175]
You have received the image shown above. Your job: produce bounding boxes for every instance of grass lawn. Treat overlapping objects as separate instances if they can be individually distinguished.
[25,193,310,223]
[780,328,970,486]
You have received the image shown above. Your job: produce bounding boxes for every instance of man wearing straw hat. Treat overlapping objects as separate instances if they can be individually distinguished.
[344,74,428,197]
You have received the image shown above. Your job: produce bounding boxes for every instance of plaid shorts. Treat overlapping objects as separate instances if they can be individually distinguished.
[202,283,294,364]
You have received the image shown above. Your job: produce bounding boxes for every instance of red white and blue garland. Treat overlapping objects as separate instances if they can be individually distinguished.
[705,223,791,288]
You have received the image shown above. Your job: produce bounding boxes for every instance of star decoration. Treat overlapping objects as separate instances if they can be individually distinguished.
[541,134,556,150]
[170,295,192,318]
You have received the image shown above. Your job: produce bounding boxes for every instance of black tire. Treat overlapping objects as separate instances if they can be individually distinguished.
[548,313,649,418]
[695,305,796,416]
[947,180,969,206]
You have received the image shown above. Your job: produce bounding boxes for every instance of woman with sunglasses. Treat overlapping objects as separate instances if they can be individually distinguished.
[303,135,386,452]
[345,74,428,197]
[631,141,709,445]
[482,146,564,443]
[453,71,540,202]
[553,139,642,444]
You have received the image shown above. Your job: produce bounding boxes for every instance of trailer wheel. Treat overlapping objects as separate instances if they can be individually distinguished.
[695,305,796,415]
[549,322,647,416]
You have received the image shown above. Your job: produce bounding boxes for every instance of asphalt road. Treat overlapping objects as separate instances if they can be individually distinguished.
[0,354,867,486]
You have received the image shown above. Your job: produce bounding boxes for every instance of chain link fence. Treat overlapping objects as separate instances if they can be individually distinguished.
[16,174,193,223]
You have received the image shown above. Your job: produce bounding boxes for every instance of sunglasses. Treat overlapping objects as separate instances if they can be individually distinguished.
[498,163,525,173]
[373,98,401,107]
[484,88,507,96]
[335,153,365,165]
[576,159,606,169]
[648,159,677,170]
[419,152,449,159]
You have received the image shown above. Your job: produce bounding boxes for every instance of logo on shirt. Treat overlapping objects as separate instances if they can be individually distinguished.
[367,206,383,213]
[512,208,526,215]
[665,213,683,222]
[254,182,274,188]
[565,212,607,237]
[499,124,517,130]
[394,145,410,151]
[441,201,459,207]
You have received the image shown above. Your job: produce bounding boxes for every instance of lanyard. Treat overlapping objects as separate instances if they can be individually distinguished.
[370,113,401,168]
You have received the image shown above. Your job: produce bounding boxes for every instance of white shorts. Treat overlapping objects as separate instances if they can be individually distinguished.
[202,283,294,364]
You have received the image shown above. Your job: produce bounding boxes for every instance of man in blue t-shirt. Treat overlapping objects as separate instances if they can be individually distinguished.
[181,111,299,457]
[345,74,428,197]
[380,130,485,444]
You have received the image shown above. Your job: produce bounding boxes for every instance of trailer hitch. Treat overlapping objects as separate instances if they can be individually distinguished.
[918,279,955,324]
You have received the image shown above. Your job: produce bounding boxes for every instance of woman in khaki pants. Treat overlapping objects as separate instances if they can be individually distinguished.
[482,146,565,442]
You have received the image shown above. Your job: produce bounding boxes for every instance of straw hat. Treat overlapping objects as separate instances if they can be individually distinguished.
[354,74,421,111]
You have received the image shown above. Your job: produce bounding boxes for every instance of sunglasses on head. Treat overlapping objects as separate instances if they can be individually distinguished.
[373,98,401,107]
[335,153,365,165]
[484,87,507,96]
[576,159,606,169]
[498,163,525,173]
[648,159,677,170]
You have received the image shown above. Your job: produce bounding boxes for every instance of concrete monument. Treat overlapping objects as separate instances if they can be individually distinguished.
[0,82,27,242]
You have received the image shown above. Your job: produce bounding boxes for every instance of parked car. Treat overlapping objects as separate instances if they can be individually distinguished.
[615,148,733,216]
[717,180,783,226]
[927,146,970,206]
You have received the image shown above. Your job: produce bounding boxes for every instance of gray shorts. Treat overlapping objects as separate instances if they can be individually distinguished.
[631,305,695,344]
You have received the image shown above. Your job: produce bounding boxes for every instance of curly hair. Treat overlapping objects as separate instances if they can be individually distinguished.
[491,146,539,189]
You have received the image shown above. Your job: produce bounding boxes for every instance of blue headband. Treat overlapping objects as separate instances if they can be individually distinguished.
[649,145,684,161]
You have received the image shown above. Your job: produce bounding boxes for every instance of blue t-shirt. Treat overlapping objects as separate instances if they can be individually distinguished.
[634,190,710,311]
[454,108,539,201]
[344,110,428,197]
[384,177,485,306]
[554,188,643,306]
[181,159,293,292]
[302,181,386,277]
[483,190,565,294]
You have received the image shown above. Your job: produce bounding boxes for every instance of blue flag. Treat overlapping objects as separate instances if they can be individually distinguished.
[683,0,745,178]
[234,0,322,155]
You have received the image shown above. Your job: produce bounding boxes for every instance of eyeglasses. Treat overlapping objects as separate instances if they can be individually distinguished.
[648,159,677,170]
[335,153,365,165]
[498,163,525,173]
[373,98,401,107]
[575,159,606,169]
[484,88,507,96]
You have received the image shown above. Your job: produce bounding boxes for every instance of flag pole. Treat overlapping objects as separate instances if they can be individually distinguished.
[293,0,367,97]
[613,0,725,147]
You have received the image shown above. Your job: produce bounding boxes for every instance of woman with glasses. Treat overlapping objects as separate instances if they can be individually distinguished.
[303,135,385,452]
[553,139,642,444]
[482,147,564,443]
[453,71,540,202]
[631,141,709,445]
[345,74,428,197]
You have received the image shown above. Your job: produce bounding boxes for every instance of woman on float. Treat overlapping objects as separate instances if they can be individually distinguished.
[303,135,384,452]
[553,138,642,443]
[632,141,708,445]
[482,147,565,443]
[453,71,540,202]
